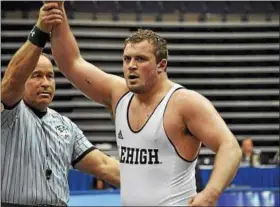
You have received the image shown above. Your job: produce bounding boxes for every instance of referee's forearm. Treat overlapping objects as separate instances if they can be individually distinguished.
[203,141,242,197]
[1,42,42,106]
[101,158,121,188]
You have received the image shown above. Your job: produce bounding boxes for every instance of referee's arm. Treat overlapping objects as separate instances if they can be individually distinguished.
[1,3,63,108]
[1,42,42,107]
[74,150,121,188]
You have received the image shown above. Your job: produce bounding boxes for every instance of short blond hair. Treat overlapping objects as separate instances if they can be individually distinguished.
[124,29,168,63]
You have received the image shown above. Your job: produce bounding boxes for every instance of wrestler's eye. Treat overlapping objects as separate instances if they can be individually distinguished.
[123,56,131,62]
[135,56,145,61]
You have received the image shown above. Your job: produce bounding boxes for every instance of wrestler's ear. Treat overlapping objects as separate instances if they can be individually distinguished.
[157,59,167,72]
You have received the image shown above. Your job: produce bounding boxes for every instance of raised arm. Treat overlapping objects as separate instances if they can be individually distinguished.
[1,41,42,107]
[1,3,62,107]
[50,2,127,109]
[178,90,242,206]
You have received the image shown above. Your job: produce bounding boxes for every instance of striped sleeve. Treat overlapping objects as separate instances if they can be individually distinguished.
[1,101,21,129]
[70,121,96,167]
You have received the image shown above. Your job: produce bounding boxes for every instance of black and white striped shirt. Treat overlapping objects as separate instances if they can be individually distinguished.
[1,100,95,205]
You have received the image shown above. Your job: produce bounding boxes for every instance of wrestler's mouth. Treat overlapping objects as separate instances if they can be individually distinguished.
[128,74,139,79]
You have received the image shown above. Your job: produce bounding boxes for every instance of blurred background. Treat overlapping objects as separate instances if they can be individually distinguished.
[1,1,279,206]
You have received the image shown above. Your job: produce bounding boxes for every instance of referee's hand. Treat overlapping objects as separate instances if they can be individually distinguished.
[188,190,218,206]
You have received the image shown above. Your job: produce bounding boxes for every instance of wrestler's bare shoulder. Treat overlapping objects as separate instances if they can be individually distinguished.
[169,88,213,115]
[172,89,210,105]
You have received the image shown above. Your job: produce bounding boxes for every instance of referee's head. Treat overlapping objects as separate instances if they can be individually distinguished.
[23,53,55,112]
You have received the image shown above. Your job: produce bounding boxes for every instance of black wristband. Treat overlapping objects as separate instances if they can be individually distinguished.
[28,26,50,48]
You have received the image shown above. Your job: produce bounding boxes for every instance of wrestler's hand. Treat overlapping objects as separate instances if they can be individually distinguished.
[188,190,219,206]
[36,2,64,33]
[43,1,64,7]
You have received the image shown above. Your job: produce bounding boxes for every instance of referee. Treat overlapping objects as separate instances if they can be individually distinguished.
[1,3,120,207]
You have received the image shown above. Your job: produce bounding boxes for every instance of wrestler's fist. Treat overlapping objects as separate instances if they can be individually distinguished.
[36,2,63,33]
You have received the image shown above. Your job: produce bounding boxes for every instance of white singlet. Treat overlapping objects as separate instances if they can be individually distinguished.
[115,84,197,206]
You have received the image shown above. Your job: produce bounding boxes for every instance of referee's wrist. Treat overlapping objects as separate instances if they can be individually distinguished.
[28,25,50,48]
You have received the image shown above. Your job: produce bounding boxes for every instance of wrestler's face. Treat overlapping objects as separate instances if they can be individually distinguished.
[123,40,159,94]
[23,55,55,112]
